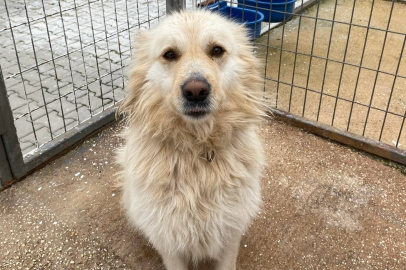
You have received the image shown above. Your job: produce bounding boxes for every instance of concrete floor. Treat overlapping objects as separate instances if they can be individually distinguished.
[1,119,406,269]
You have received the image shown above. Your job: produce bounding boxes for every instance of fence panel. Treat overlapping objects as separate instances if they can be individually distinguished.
[1,0,405,189]
[198,0,406,163]
[252,0,406,162]
[0,0,167,189]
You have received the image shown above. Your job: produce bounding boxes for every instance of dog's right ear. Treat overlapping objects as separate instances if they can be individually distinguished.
[116,31,151,120]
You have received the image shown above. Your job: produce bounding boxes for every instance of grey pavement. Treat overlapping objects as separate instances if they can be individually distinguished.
[0,0,172,155]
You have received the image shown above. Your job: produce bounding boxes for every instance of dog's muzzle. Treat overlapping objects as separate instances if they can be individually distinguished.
[181,75,211,119]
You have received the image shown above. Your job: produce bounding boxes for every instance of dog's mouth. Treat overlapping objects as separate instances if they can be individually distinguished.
[183,101,211,119]
[185,109,208,118]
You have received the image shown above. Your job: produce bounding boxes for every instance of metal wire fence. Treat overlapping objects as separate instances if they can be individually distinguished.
[253,0,406,152]
[200,0,406,157]
[0,0,405,187]
[0,0,166,156]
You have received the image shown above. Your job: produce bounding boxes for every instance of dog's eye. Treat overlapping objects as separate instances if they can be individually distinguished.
[211,46,224,57]
[163,50,177,60]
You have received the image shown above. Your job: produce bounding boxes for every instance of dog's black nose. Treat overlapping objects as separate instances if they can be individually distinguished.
[182,78,210,102]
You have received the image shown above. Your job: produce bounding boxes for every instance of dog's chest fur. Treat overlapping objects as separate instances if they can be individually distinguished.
[120,126,263,261]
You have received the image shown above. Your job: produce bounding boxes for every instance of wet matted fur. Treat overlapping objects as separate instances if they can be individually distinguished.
[117,10,265,270]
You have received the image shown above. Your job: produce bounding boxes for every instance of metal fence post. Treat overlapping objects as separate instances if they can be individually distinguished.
[0,69,14,188]
[0,98,12,188]
[0,137,13,189]
[0,67,26,188]
[166,0,185,14]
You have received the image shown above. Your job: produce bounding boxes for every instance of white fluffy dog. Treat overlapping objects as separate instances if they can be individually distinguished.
[117,10,265,270]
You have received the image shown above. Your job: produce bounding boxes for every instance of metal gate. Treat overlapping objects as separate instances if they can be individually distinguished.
[1,0,405,189]
[0,0,168,188]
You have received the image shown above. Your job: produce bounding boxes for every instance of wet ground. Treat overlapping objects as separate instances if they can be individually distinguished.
[1,119,406,269]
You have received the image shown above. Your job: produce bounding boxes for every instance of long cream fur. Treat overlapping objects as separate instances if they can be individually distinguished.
[117,10,265,270]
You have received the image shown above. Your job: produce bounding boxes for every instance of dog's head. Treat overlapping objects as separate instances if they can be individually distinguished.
[120,10,264,134]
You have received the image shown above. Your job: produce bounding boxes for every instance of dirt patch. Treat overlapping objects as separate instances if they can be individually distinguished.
[1,119,406,269]
[256,0,406,149]
[289,174,369,231]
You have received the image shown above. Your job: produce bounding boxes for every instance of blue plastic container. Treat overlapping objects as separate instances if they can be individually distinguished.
[208,4,264,40]
[219,6,264,40]
[237,0,295,22]
[206,0,228,10]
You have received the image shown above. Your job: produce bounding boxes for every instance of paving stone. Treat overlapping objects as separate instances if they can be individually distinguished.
[28,76,70,95]
[13,112,45,143]
[32,125,53,148]
[18,138,36,154]
[74,86,92,101]
[65,117,80,132]
[32,51,51,64]
[3,75,19,89]
[21,69,42,83]
[41,110,68,137]
[88,96,104,113]
[60,70,87,87]
[54,64,74,81]
[30,23,47,37]
[101,86,119,107]
[113,89,126,102]
[55,93,83,119]
[38,65,64,81]
[8,98,39,120]
[77,105,92,123]
[7,92,31,111]
[14,54,37,70]
[27,88,60,110]
[8,80,40,97]
[41,98,69,119]
[108,73,125,90]
[51,116,78,137]
[74,89,91,107]
[63,108,80,123]
[20,75,55,96]
[68,51,84,63]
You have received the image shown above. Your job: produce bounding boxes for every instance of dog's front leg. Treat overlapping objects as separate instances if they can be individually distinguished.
[215,231,243,270]
[159,251,188,270]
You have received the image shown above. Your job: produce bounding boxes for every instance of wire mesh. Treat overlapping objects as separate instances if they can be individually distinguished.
[252,0,406,150]
[1,0,405,159]
[193,0,406,150]
[0,0,166,155]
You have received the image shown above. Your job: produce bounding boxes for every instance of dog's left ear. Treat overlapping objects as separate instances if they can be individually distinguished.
[116,73,141,119]
[116,32,151,120]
